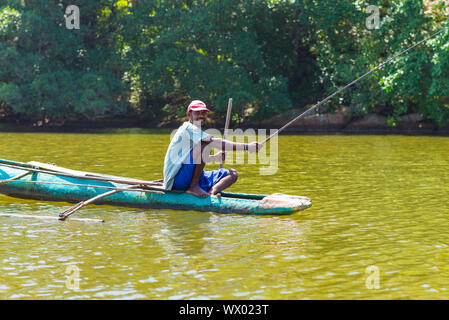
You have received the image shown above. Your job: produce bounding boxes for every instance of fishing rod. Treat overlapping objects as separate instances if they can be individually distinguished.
[260,25,449,146]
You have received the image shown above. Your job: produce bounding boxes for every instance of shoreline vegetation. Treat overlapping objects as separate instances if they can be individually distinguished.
[1,1,449,134]
[1,107,449,135]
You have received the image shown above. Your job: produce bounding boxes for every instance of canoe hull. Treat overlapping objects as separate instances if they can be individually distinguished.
[0,163,312,215]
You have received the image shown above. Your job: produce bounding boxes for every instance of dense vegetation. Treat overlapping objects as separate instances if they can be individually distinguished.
[0,0,448,126]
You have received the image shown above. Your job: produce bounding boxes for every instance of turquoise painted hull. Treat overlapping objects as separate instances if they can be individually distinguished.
[0,163,312,215]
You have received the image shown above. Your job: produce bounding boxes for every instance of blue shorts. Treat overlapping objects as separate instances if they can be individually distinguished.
[173,153,229,192]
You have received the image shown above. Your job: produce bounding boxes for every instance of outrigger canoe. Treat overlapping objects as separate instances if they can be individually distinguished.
[0,159,312,216]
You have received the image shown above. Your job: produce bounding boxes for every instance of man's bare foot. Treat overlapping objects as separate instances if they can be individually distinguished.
[208,188,221,197]
[186,185,209,198]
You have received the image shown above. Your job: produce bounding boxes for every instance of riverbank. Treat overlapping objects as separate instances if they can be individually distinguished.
[1,108,449,135]
[254,108,449,135]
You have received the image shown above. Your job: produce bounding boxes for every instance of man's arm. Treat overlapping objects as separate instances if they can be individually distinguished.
[207,137,259,152]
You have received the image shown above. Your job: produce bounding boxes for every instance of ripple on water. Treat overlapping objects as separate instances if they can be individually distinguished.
[1,134,449,299]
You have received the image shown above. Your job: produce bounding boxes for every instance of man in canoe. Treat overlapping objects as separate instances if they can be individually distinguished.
[163,100,259,198]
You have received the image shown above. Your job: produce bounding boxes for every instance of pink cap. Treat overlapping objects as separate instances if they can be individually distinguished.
[187,100,211,113]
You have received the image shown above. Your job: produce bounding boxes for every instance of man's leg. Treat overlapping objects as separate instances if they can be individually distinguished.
[186,161,209,198]
[209,169,238,196]
[186,140,210,198]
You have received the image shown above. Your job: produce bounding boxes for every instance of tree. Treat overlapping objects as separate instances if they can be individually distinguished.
[0,0,130,123]
[1,0,448,127]
[126,0,318,123]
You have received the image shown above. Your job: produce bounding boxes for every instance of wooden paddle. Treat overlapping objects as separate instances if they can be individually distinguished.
[220,98,233,168]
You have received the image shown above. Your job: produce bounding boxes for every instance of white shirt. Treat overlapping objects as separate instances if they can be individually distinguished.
[163,122,211,190]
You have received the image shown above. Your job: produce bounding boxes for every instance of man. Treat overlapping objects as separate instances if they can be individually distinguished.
[163,100,259,198]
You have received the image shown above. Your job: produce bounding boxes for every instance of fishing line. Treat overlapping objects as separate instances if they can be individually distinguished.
[261,25,449,146]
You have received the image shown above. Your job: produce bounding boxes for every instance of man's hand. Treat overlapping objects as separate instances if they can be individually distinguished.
[212,151,226,163]
[248,142,260,153]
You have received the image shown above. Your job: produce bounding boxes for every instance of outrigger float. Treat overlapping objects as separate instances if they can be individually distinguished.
[0,159,312,222]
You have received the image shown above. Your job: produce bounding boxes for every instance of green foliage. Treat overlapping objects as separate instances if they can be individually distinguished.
[375,1,449,125]
[0,0,448,126]
[125,0,309,121]
[0,0,129,122]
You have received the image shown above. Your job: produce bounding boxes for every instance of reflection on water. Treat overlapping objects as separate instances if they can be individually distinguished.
[0,132,449,299]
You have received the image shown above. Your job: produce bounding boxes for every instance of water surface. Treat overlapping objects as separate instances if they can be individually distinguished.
[0,132,448,299]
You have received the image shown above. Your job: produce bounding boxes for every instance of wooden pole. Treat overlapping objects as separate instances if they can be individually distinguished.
[0,161,164,189]
[0,171,31,184]
[59,185,137,220]
[0,178,165,194]
[220,98,233,168]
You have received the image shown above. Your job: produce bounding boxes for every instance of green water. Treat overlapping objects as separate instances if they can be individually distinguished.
[1,132,449,299]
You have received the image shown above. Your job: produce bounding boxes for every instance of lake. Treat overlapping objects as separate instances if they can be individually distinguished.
[0,131,448,299]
